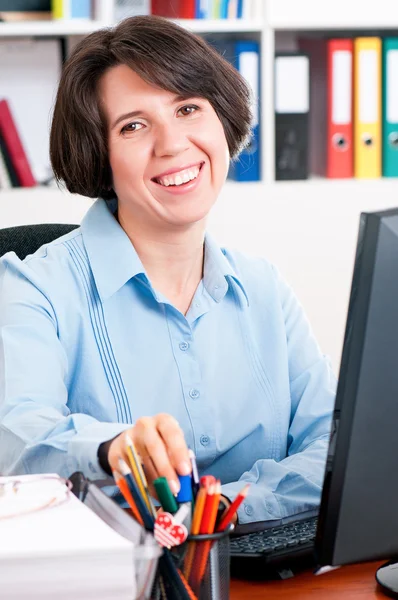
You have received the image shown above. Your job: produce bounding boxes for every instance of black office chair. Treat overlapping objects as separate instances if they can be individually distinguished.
[0,223,79,260]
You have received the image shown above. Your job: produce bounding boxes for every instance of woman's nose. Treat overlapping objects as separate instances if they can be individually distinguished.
[153,122,190,158]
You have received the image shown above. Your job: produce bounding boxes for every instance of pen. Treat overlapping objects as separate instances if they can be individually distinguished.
[118,458,154,531]
[188,449,200,499]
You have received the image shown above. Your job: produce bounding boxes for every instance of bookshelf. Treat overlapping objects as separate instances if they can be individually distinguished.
[0,19,109,37]
[267,0,398,30]
[0,0,398,371]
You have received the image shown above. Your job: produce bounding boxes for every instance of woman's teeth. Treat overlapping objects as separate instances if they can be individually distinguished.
[156,165,200,187]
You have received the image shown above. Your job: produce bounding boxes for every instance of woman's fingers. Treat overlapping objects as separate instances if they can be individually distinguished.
[135,418,179,494]
[108,414,192,497]
[155,414,192,477]
[134,414,191,494]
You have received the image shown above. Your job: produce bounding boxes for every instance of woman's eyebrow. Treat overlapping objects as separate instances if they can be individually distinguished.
[111,95,195,130]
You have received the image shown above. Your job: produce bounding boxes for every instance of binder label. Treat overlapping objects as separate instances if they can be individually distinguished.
[332,51,352,125]
[240,52,259,126]
[359,50,379,124]
[387,50,398,123]
[275,56,309,114]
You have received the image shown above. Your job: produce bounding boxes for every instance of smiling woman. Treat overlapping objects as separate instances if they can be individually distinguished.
[50,15,252,201]
[0,15,336,527]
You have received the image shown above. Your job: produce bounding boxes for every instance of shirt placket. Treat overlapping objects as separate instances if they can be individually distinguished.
[164,301,217,468]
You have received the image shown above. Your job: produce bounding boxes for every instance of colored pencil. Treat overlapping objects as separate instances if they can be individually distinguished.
[207,480,221,534]
[125,433,156,518]
[118,458,155,531]
[199,483,215,534]
[112,469,144,527]
[195,481,222,583]
[191,485,207,535]
[216,483,250,532]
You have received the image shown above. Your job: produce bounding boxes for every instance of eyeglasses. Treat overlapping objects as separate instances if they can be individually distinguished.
[0,475,72,520]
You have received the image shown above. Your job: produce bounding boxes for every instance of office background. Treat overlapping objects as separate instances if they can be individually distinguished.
[1,0,398,374]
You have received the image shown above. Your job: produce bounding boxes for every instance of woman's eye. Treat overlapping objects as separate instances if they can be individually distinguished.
[121,122,144,133]
[178,105,199,116]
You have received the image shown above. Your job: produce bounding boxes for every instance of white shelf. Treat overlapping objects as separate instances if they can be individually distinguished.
[0,19,109,37]
[0,18,262,38]
[172,18,263,33]
[267,0,398,30]
[1,177,397,204]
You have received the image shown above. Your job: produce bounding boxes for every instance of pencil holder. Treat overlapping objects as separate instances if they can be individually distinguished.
[150,526,232,600]
[182,527,232,600]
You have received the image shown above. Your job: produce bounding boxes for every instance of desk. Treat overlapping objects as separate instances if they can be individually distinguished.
[230,561,387,599]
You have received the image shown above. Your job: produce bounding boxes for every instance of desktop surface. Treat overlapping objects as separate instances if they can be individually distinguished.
[230,560,386,599]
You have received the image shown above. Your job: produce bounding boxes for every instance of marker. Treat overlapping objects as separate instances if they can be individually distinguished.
[154,477,178,514]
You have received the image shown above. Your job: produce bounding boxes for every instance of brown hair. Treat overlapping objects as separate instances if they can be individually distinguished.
[50,15,253,199]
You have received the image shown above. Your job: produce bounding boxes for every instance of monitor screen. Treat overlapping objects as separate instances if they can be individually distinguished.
[315,207,398,567]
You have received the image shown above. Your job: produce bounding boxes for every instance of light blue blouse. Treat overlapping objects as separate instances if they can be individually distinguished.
[0,198,336,524]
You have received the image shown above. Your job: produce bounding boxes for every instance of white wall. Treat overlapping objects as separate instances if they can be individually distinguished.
[209,179,398,374]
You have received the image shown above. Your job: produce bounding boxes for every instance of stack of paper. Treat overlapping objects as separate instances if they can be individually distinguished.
[0,475,137,600]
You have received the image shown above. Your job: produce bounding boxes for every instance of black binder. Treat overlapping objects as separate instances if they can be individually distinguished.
[274,52,310,180]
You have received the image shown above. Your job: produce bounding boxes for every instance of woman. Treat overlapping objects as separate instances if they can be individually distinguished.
[0,15,336,525]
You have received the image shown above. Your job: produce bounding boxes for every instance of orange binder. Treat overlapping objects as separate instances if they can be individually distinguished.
[354,37,382,179]
[327,39,354,178]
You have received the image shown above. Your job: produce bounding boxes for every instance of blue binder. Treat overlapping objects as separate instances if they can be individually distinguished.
[71,0,91,18]
[195,0,210,18]
[220,0,229,18]
[226,40,261,182]
[237,0,243,18]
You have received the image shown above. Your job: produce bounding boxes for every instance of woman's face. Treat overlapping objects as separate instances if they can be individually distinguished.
[99,64,230,231]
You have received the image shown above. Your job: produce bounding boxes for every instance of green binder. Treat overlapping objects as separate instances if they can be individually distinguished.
[382,38,398,177]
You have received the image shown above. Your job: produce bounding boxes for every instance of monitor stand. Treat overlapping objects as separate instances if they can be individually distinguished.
[376,561,398,597]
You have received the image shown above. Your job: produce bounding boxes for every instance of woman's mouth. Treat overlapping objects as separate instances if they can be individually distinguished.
[152,162,205,192]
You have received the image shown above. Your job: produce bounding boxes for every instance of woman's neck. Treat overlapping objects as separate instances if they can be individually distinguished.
[117,210,205,304]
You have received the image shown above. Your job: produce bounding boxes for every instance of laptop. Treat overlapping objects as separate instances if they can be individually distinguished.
[230,208,398,596]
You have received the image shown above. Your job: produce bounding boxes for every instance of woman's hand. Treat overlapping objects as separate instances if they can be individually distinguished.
[108,413,192,496]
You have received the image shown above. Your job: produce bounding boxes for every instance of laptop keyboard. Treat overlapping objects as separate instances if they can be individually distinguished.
[230,517,318,559]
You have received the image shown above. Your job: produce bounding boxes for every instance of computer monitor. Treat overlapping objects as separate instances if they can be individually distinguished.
[315,207,398,597]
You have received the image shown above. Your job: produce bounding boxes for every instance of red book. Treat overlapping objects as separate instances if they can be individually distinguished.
[0,99,36,187]
[326,39,354,179]
[151,0,180,17]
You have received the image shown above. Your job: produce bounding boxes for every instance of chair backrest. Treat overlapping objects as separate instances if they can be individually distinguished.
[0,223,79,260]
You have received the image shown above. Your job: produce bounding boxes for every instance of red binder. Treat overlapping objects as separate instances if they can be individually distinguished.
[151,0,180,17]
[179,0,195,18]
[327,39,354,178]
[0,99,35,187]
